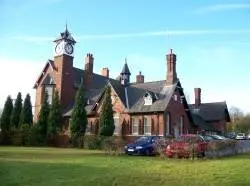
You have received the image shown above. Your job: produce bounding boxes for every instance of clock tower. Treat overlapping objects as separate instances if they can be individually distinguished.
[53,26,76,109]
[54,25,76,57]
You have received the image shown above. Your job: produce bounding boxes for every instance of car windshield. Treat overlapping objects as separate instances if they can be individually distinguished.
[135,136,150,142]
[237,133,245,136]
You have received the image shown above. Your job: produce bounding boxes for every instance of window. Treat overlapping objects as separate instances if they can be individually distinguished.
[44,85,53,104]
[174,94,178,101]
[132,118,138,135]
[144,93,153,105]
[113,113,120,135]
[165,112,170,135]
[144,117,151,135]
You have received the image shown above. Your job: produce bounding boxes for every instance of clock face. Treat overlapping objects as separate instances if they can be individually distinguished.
[55,42,63,54]
[65,43,73,55]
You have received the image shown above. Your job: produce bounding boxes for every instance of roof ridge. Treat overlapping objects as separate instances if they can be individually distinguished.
[189,101,226,105]
[130,80,165,85]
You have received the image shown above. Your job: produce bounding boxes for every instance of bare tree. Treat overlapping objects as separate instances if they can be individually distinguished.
[229,107,244,123]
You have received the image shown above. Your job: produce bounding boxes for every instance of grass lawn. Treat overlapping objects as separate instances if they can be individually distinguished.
[0,147,250,186]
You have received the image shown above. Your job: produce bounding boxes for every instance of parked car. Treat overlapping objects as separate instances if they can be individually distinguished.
[165,134,209,158]
[207,134,229,140]
[236,133,246,140]
[227,132,236,139]
[247,133,250,140]
[124,136,159,155]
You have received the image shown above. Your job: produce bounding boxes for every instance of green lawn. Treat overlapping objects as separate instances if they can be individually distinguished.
[0,147,250,186]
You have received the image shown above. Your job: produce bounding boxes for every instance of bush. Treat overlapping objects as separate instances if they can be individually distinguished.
[27,125,44,146]
[10,129,23,146]
[70,132,85,148]
[154,138,172,158]
[0,131,11,145]
[102,136,127,155]
[205,139,238,158]
[84,135,103,150]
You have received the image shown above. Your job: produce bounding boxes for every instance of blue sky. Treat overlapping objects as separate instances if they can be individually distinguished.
[0,0,250,113]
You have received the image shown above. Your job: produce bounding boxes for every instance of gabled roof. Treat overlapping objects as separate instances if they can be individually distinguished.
[128,81,177,113]
[33,60,56,88]
[191,112,217,131]
[189,102,230,122]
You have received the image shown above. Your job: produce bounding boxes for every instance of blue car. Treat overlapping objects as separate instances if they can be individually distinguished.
[124,136,159,156]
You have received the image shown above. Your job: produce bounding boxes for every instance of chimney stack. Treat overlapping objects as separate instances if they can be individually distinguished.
[84,53,94,89]
[166,49,178,85]
[84,53,94,73]
[101,67,109,78]
[194,88,201,107]
[136,71,144,83]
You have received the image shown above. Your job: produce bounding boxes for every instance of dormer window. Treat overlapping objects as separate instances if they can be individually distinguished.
[144,93,153,105]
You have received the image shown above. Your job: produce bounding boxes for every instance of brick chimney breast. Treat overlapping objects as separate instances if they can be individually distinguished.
[101,67,109,78]
[85,53,94,73]
[166,49,178,85]
[136,71,144,83]
[84,53,94,89]
[194,88,201,107]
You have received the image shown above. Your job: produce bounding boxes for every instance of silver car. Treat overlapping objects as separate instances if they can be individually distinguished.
[236,133,246,140]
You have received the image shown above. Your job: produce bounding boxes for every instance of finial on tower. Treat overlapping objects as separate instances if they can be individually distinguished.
[170,49,173,54]
[125,57,127,64]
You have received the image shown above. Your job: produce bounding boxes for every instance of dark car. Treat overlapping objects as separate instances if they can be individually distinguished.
[124,136,159,155]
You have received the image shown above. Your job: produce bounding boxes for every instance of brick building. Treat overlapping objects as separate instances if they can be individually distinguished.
[33,28,230,140]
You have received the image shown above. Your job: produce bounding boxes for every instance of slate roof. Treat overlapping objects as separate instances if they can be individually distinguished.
[127,81,176,113]
[63,70,179,116]
[189,102,230,122]
[191,112,217,131]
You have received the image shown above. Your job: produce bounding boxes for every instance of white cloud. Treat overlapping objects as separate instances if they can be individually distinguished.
[194,3,250,14]
[0,57,44,109]
[4,29,250,44]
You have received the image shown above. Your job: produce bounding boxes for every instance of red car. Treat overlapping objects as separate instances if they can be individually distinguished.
[165,134,209,158]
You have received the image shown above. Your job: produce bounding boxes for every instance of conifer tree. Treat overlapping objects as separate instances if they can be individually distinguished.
[99,86,115,136]
[20,94,33,127]
[70,84,88,136]
[47,91,61,136]
[0,96,13,133]
[37,91,50,140]
[10,92,22,128]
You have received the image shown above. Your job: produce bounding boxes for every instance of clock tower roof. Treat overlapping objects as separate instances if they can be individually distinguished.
[54,25,76,44]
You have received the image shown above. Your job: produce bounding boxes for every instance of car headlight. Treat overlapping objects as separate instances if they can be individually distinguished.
[135,146,143,149]
[124,145,128,149]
